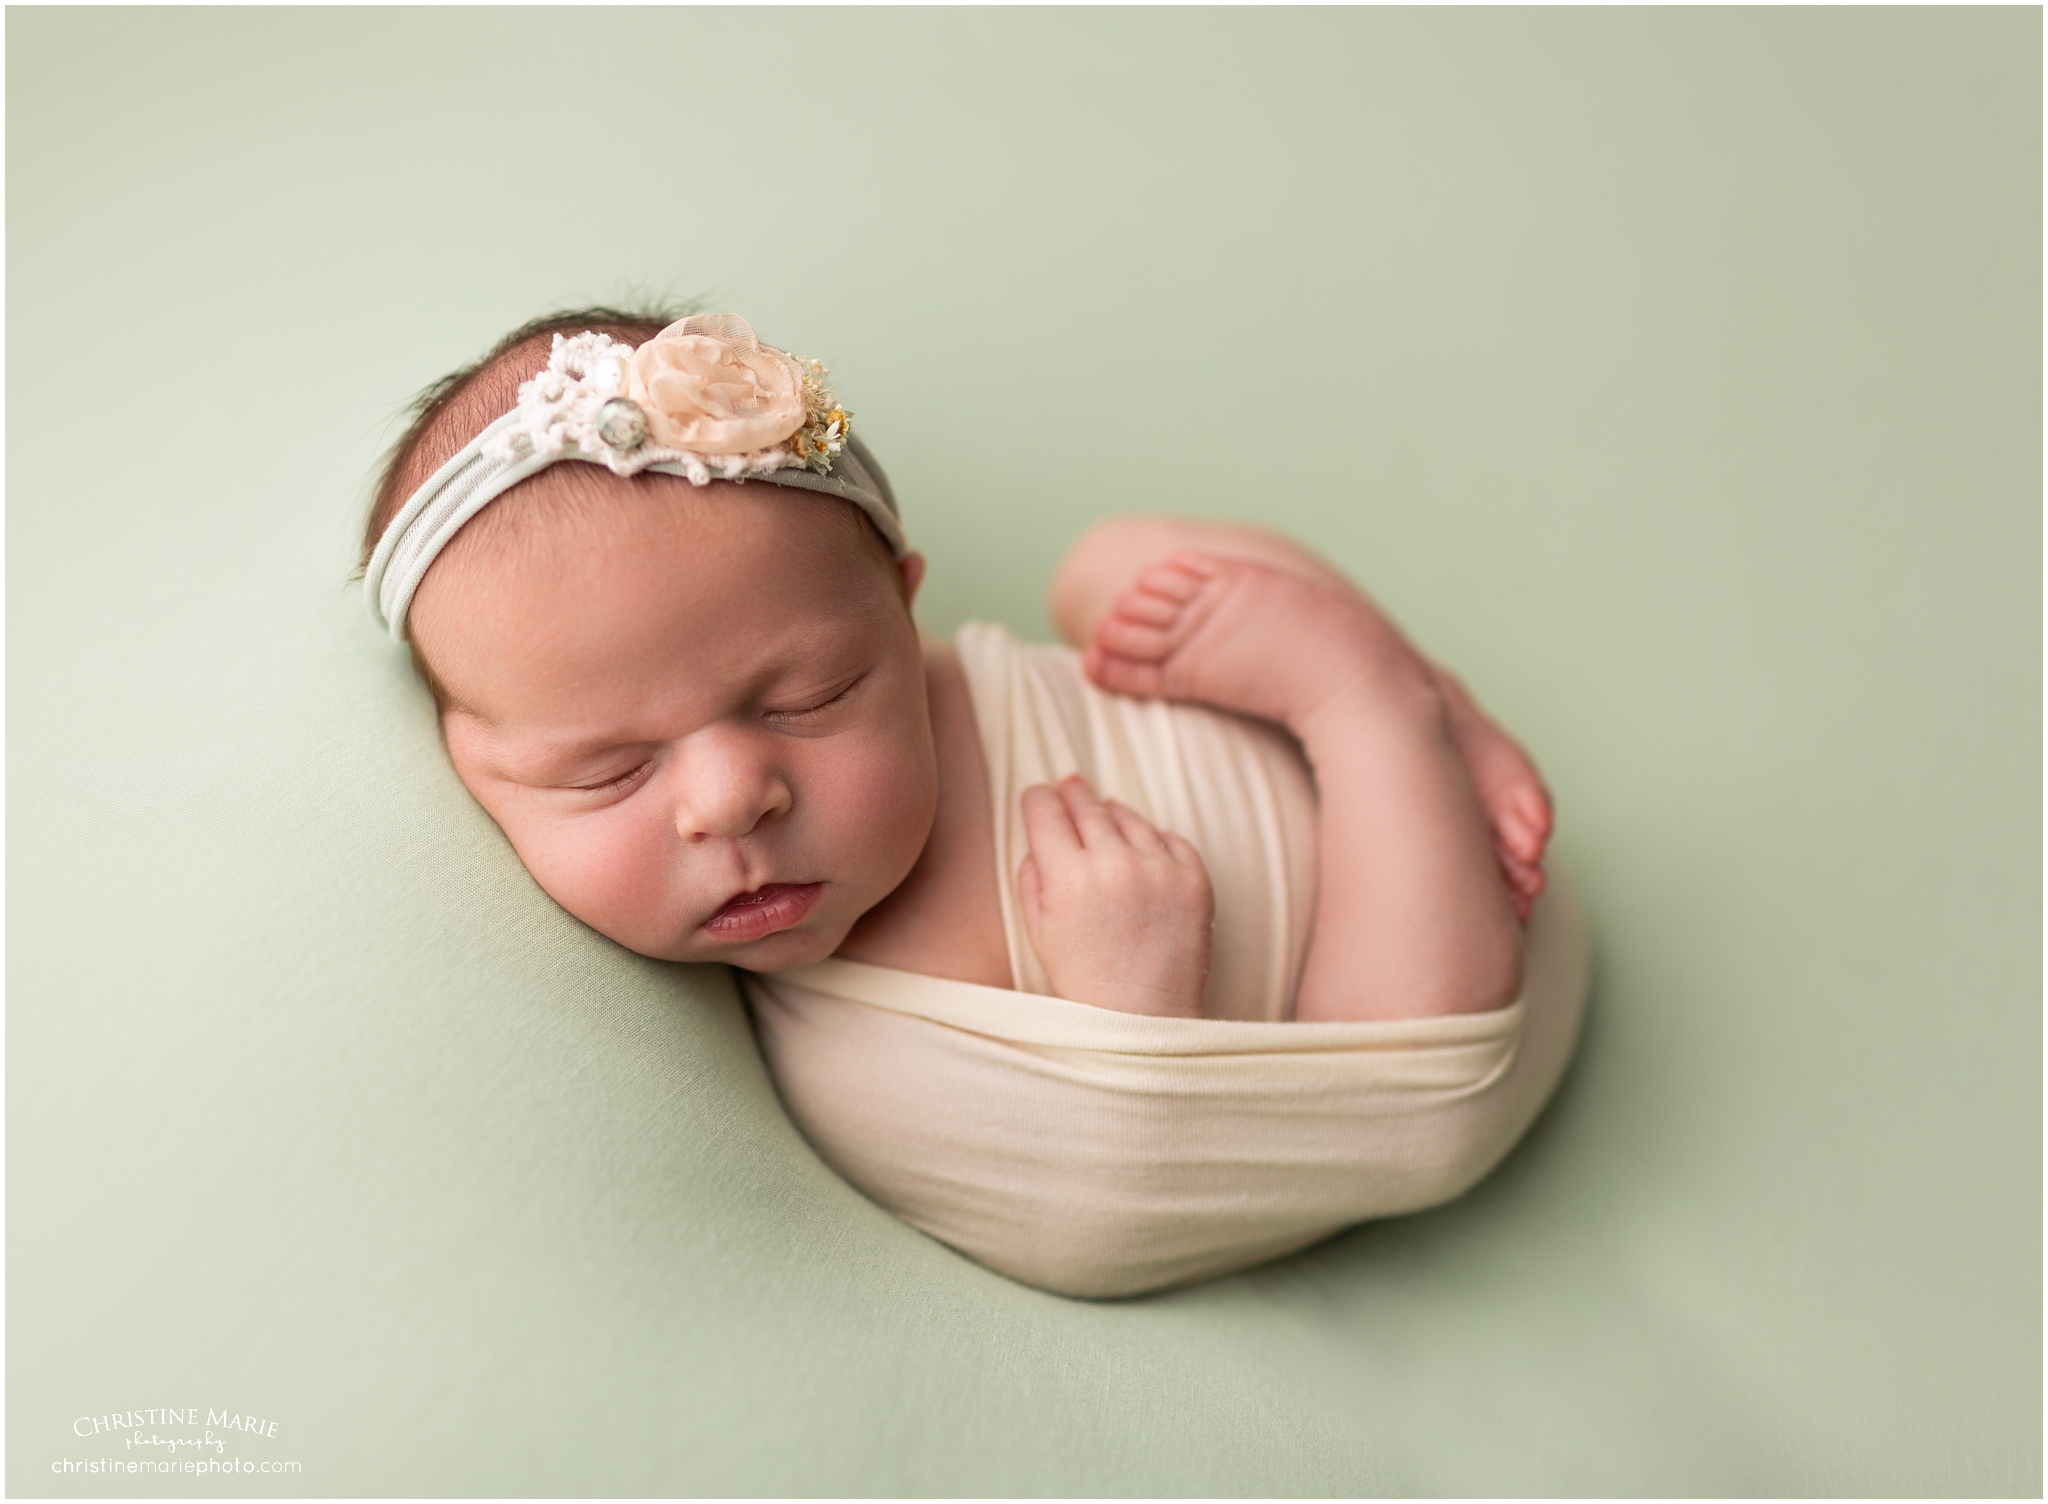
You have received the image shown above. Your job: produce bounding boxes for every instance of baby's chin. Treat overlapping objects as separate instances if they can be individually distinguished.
[716,925,844,973]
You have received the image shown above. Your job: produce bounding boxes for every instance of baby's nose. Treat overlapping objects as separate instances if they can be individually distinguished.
[672,737,792,842]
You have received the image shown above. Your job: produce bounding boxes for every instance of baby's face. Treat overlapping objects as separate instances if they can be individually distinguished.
[410,480,937,971]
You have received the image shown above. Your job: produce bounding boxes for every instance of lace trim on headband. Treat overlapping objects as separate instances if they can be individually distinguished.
[482,326,849,484]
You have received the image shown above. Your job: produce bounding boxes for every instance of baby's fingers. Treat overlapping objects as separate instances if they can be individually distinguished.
[1018,852,1044,933]
[1054,774,1126,850]
[1020,782,1083,860]
[1161,828,1209,876]
[1103,798,1168,852]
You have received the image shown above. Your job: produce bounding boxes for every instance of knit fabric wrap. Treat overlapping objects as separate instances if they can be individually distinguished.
[743,623,1588,1298]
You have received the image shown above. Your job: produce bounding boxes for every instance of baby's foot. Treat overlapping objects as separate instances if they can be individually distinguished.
[1086,551,1554,921]
[1435,669,1552,920]
[1083,552,1421,735]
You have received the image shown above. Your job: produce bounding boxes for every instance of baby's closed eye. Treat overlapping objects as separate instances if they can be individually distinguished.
[760,671,868,727]
[563,759,656,796]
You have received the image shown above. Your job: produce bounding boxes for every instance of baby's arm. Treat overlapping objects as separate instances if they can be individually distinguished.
[1018,774,1213,1018]
[1050,516,1539,1021]
[1050,513,1552,918]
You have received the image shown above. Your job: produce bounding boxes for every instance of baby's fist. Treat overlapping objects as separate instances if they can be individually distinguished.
[1017,774,1213,1018]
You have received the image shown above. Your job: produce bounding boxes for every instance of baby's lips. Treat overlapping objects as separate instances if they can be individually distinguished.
[700,881,825,942]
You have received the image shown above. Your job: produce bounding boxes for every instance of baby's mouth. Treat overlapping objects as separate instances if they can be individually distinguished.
[701,882,825,943]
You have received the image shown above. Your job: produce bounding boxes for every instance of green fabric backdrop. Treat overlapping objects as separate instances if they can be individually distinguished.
[9,8,2038,1496]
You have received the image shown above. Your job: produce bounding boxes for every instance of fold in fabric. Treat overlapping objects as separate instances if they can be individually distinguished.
[745,623,1587,1298]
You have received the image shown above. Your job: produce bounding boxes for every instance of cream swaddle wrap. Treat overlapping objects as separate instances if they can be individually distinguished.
[744,622,1587,1298]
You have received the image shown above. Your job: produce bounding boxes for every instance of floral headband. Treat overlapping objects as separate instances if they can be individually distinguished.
[364,313,904,640]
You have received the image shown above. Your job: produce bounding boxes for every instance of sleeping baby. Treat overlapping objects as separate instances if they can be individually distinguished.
[363,310,1586,1297]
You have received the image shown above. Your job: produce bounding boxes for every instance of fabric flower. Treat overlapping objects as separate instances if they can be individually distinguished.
[627,314,806,455]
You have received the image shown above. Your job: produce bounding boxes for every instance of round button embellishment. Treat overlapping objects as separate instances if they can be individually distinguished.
[596,398,649,452]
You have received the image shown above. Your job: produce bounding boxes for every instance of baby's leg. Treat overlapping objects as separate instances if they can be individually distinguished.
[1086,551,1524,1019]
[1050,514,1552,914]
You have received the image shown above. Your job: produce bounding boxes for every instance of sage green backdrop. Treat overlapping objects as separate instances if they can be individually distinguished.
[9,8,2039,1497]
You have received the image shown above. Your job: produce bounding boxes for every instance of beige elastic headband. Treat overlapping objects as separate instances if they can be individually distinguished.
[364,315,904,640]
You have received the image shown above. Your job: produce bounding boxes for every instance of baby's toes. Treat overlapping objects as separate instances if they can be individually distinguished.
[1084,642,1169,699]
[1093,613,1174,663]
[1495,787,1553,867]
[1109,586,1183,628]
[1524,792,1556,863]
[1497,843,1547,915]
[1134,557,1214,603]
[1496,809,1541,867]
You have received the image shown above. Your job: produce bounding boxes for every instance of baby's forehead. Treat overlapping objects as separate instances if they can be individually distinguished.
[417,479,900,719]
[431,462,891,621]
[483,461,873,555]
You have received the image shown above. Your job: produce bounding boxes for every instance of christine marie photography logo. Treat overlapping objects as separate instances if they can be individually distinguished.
[51,1406,303,1480]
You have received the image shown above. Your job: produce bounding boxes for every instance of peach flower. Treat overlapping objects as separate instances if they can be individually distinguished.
[627,315,806,455]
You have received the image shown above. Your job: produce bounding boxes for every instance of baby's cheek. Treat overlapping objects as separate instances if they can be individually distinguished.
[513,812,682,949]
[819,736,937,886]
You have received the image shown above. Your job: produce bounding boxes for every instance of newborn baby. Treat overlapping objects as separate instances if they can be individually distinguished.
[364,309,1578,1295]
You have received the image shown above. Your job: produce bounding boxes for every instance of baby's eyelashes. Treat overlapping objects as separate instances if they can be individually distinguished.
[558,758,656,798]
[760,672,867,726]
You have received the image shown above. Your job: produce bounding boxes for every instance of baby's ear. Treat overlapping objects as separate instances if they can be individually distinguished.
[897,551,927,610]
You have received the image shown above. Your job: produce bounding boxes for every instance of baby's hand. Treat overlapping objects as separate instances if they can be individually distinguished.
[1017,774,1213,1018]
